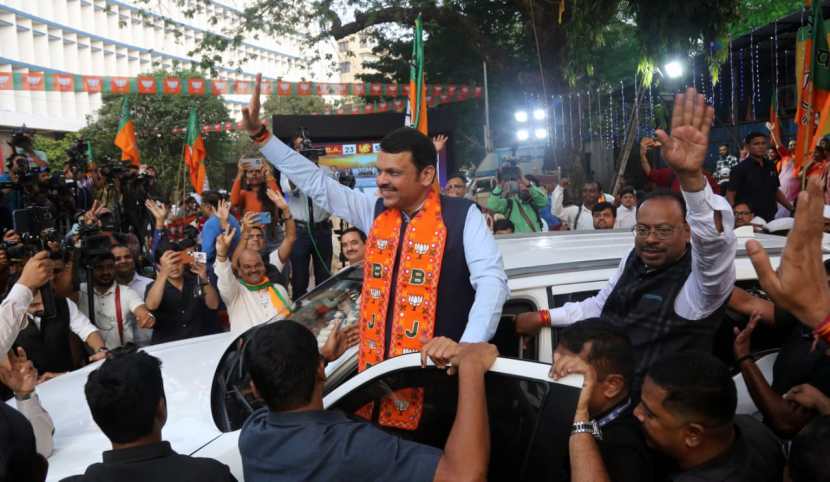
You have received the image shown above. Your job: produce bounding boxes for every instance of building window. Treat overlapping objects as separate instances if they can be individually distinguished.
[339,62,351,73]
[339,41,349,53]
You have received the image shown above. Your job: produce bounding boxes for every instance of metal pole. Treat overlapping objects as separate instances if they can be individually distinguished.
[483,61,493,153]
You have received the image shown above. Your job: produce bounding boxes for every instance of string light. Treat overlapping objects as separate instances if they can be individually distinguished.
[739,48,745,106]
[750,31,756,119]
[609,85,615,148]
[774,22,780,96]
[648,81,655,136]
[577,92,583,148]
[587,90,593,140]
[729,37,736,125]
[597,88,604,147]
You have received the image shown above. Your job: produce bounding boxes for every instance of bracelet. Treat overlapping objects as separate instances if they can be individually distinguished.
[815,314,830,342]
[735,354,755,366]
[250,125,270,143]
[538,309,551,328]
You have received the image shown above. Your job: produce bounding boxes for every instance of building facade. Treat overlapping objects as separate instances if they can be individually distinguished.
[337,32,378,84]
[0,0,335,140]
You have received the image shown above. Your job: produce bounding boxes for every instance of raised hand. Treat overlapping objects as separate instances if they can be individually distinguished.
[320,321,360,362]
[746,177,830,328]
[0,347,38,397]
[241,211,258,232]
[241,73,264,136]
[433,134,448,152]
[216,199,231,228]
[733,312,761,360]
[18,251,53,290]
[266,188,289,211]
[655,87,714,191]
[157,250,180,278]
[215,226,237,259]
[144,200,168,226]
[83,200,107,226]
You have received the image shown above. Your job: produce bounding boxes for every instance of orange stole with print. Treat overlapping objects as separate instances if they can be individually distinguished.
[356,188,447,430]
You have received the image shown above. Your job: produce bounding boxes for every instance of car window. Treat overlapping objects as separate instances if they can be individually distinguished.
[329,365,578,481]
[547,288,600,350]
[210,265,364,433]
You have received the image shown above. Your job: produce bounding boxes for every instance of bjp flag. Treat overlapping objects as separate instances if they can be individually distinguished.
[405,15,428,135]
[794,0,830,175]
[183,107,208,194]
[114,97,140,166]
[188,77,206,96]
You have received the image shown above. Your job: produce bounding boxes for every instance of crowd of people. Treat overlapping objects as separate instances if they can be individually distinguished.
[0,81,828,482]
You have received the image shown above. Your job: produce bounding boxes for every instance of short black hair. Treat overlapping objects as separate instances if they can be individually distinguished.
[110,243,130,252]
[447,172,468,184]
[558,319,634,385]
[790,416,830,482]
[245,320,320,411]
[84,351,165,444]
[201,190,221,209]
[646,352,736,426]
[92,252,115,266]
[745,131,769,145]
[583,180,601,191]
[493,219,514,233]
[638,190,687,220]
[733,201,754,213]
[592,202,616,218]
[155,239,182,263]
[718,143,730,150]
[380,127,437,172]
[341,226,366,242]
[620,186,636,198]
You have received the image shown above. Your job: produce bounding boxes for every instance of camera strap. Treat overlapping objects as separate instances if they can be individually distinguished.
[114,285,124,346]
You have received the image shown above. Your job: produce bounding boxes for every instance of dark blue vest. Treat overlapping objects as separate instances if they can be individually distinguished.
[14,297,75,374]
[374,196,477,346]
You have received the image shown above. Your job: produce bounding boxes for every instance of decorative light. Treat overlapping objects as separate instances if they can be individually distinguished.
[664,60,684,79]
[532,108,546,120]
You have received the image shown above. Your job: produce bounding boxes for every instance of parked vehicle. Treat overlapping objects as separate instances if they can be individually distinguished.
[34,230,804,481]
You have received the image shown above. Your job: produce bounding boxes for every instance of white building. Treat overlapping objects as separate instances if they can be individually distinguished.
[337,32,378,84]
[0,0,337,142]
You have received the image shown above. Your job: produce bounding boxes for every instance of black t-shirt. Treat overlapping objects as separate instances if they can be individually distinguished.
[669,415,784,482]
[0,403,46,482]
[728,158,781,221]
[60,441,236,482]
[771,310,830,396]
[598,405,656,482]
[145,273,221,345]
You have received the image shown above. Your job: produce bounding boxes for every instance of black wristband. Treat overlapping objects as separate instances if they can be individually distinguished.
[735,354,755,366]
[249,124,268,141]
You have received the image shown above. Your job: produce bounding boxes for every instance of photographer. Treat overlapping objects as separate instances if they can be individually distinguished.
[486,165,547,233]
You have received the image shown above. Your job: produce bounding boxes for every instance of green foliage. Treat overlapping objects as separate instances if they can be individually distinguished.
[728,0,803,36]
[32,132,81,171]
[263,95,328,116]
[79,70,234,196]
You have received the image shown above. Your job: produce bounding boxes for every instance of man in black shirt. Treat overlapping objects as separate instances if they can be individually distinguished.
[727,132,794,221]
[551,319,654,482]
[144,241,221,344]
[60,351,235,482]
[634,352,784,482]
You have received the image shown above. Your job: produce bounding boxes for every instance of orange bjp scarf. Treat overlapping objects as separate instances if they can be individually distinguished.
[356,187,447,430]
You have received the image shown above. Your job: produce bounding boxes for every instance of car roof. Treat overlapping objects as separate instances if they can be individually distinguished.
[496,230,790,279]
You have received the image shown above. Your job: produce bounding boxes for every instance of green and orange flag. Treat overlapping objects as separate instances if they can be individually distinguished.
[794,0,830,176]
[406,15,428,135]
[184,107,208,194]
[114,97,140,166]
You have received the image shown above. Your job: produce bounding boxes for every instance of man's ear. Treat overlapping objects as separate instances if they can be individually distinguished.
[317,358,327,383]
[249,380,261,400]
[419,165,437,187]
[156,397,168,429]
[600,373,626,400]
[683,423,704,449]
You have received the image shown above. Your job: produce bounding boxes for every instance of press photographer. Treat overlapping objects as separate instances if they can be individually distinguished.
[486,163,548,233]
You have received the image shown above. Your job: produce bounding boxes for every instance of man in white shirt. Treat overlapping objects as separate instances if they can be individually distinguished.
[112,244,153,346]
[215,226,292,333]
[77,253,154,349]
[517,88,737,392]
[560,181,615,230]
[615,186,638,230]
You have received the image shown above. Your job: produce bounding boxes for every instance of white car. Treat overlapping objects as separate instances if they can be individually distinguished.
[37,230,799,480]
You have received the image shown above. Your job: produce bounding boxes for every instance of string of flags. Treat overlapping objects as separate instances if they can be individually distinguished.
[0,71,482,99]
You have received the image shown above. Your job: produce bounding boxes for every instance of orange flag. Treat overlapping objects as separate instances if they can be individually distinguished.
[114,97,140,166]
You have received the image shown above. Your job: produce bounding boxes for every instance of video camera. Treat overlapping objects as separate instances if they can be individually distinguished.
[65,138,89,174]
[296,128,326,161]
[4,207,60,318]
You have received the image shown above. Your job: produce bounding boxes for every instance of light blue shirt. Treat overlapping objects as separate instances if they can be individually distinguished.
[280,169,333,223]
[260,136,509,342]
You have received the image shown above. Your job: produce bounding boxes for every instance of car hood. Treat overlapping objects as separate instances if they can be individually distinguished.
[33,332,234,481]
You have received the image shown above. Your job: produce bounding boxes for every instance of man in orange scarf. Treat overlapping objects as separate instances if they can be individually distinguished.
[243,74,508,430]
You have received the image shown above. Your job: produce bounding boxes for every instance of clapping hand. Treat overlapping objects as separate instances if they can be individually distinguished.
[654,87,713,192]
[215,226,237,259]
[0,347,37,397]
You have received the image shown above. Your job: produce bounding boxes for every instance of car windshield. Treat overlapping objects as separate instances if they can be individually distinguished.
[288,263,364,342]
[210,264,364,432]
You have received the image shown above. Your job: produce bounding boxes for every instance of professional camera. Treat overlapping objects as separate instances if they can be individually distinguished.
[65,138,89,173]
[9,125,34,152]
[296,128,326,160]
[7,207,60,318]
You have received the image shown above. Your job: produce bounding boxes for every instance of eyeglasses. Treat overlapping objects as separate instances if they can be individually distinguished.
[633,224,677,240]
[734,211,753,217]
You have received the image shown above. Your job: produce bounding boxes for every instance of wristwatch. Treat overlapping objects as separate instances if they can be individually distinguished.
[14,391,34,402]
[571,420,602,440]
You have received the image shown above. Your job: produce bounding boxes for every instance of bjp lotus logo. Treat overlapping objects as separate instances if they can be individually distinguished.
[407,295,424,308]
[393,399,410,412]
[376,239,389,250]
[369,288,382,299]
[413,243,429,256]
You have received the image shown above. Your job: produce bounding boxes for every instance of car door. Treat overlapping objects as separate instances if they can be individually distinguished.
[324,354,582,482]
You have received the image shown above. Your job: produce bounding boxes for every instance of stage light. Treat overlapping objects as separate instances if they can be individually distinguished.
[664,60,684,79]
[514,110,528,123]
[516,129,530,141]
[534,128,548,140]
[533,109,546,121]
